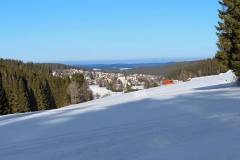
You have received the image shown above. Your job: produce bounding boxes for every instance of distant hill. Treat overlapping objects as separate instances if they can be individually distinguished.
[74,59,227,81]
[75,62,175,72]
[127,59,227,80]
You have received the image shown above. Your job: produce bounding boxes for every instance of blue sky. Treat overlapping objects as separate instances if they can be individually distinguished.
[0,0,219,63]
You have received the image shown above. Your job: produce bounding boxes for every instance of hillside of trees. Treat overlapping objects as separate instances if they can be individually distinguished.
[0,59,92,115]
[127,59,227,81]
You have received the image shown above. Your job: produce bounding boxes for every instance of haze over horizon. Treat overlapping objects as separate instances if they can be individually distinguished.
[0,0,219,62]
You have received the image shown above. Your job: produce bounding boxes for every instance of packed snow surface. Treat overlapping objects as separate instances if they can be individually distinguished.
[0,71,240,160]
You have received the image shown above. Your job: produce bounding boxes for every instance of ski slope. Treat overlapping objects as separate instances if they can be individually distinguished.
[0,71,240,160]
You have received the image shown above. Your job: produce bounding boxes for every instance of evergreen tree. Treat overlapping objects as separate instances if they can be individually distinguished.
[16,77,30,112]
[216,0,240,78]
[0,73,10,115]
[38,80,56,110]
[8,75,19,113]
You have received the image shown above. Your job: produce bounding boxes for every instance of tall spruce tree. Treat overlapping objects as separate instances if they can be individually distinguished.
[37,80,56,110]
[216,0,240,78]
[0,73,10,115]
[17,77,30,112]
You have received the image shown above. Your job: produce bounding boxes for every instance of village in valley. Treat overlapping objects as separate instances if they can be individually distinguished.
[52,68,178,99]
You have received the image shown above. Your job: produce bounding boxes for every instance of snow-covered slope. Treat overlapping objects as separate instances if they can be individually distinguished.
[0,71,240,160]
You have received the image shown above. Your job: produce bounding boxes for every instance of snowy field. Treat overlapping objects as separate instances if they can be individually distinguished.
[0,71,240,160]
[89,85,116,99]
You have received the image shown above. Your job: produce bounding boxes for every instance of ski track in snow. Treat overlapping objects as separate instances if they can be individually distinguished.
[0,71,240,160]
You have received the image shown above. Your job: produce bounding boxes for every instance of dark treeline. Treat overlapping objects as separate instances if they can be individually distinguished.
[0,59,92,115]
[164,59,227,81]
[128,59,227,81]
[35,63,85,72]
[35,63,72,71]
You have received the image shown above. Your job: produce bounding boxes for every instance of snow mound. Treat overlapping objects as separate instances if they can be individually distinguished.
[0,71,240,160]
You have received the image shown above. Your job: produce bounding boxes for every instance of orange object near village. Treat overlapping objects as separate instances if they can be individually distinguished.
[162,80,174,85]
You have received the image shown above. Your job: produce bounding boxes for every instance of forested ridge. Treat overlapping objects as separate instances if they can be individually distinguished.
[0,59,92,115]
[35,63,85,72]
[127,59,227,81]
